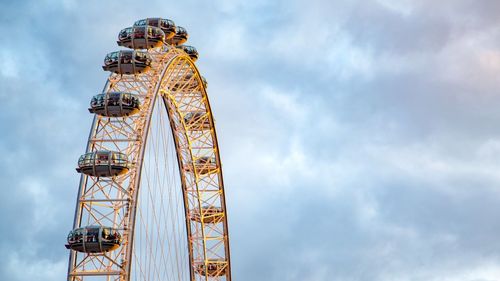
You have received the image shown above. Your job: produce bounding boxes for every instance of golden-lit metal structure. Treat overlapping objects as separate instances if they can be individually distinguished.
[67,17,231,281]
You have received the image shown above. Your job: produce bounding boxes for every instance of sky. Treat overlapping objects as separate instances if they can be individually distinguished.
[1,0,500,280]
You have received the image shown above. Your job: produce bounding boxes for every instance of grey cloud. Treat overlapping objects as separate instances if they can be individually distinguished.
[1,0,500,280]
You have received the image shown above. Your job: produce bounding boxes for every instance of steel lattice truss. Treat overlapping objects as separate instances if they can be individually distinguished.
[68,46,231,281]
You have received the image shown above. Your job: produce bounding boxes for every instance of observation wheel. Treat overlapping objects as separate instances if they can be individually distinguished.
[66,17,231,281]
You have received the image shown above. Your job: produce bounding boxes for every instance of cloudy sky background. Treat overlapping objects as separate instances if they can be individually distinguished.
[1,0,500,280]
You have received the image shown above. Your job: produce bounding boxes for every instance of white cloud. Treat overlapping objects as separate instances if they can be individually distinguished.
[376,0,414,16]
[6,253,66,281]
[0,50,20,79]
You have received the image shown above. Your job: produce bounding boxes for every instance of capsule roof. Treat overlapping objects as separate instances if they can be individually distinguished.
[134,18,176,39]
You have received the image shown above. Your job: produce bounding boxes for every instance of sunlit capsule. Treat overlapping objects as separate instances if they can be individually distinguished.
[102,50,152,75]
[76,151,129,177]
[89,92,140,117]
[166,26,188,46]
[195,260,228,277]
[65,226,121,253]
[177,45,199,62]
[117,26,165,49]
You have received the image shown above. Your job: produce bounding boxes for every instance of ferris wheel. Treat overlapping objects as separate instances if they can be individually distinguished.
[65,18,232,281]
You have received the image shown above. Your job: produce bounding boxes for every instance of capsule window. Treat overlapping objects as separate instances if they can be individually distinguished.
[102,228,110,238]
[134,19,146,26]
[177,26,187,34]
[105,52,119,65]
[122,94,129,105]
[119,28,132,40]
[97,153,109,164]
[73,229,83,241]
[119,30,126,39]
[160,19,172,28]
[79,154,92,166]
[133,27,145,37]
[105,54,112,64]
[149,18,159,26]
[86,228,99,242]
[78,155,84,166]
[135,52,147,62]
[85,153,92,165]
[107,93,120,105]
[111,153,125,165]
[121,52,133,63]
[122,94,131,106]
[90,96,99,106]
[118,153,127,164]
[69,229,83,241]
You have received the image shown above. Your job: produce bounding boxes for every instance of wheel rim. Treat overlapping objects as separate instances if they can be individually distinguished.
[67,25,231,281]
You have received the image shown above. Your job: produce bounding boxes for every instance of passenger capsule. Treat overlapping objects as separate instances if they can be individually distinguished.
[190,206,224,224]
[134,18,176,39]
[89,92,140,117]
[185,156,216,175]
[188,76,207,90]
[76,151,129,177]
[184,112,210,130]
[195,260,227,277]
[170,73,198,92]
[102,50,152,75]
[65,226,121,253]
[166,26,188,46]
[177,45,199,62]
[201,76,208,89]
[118,26,165,49]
